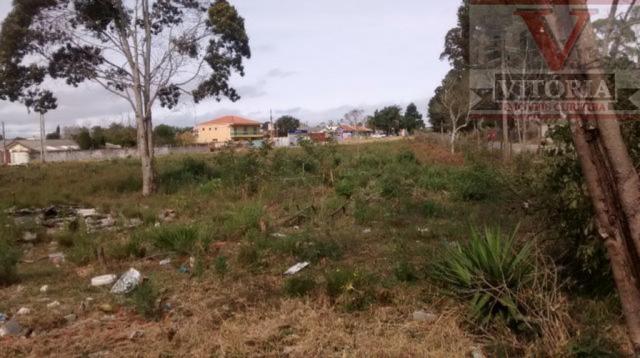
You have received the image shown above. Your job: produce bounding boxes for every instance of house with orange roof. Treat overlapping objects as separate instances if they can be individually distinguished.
[195,116,263,144]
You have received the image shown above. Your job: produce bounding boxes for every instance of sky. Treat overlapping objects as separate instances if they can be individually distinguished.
[0,0,459,138]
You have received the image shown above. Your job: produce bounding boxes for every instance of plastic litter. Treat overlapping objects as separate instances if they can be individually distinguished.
[159,259,172,266]
[40,285,49,293]
[76,208,97,217]
[110,268,142,294]
[284,262,310,276]
[49,252,66,266]
[0,313,7,323]
[91,274,117,287]
[0,320,22,337]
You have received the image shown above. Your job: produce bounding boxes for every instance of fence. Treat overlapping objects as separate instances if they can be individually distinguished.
[31,145,210,163]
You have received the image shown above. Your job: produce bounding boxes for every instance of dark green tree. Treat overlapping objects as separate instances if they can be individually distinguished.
[275,116,301,137]
[73,128,93,150]
[46,125,61,140]
[368,106,403,135]
[0,0,251,196]
[402,103,425,134]
[154,124,178,146]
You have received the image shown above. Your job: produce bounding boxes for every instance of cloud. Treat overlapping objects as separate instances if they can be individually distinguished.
[265,68,296,79]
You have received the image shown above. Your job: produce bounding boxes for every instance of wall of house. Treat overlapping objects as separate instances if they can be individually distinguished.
[196,124,231,144]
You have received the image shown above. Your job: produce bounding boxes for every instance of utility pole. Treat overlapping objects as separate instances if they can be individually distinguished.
[2,121,6,165]
[270,109,275,137]
[39,113,46,163]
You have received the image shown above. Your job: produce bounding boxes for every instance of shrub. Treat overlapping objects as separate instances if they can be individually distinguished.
[222,203,264,238]
[214,255,229,276]
[67,234,97,266]
[284,275,316,297]
[421,200,444,218]
[129,280,160,320]
[324,268,377,311]
[393,260,418,282]
[0,239,20,285]
[237,244,261,269]
[454,165,499,202]
[143,225,200,255]
[429,226,533,328]
[160,157,214,193]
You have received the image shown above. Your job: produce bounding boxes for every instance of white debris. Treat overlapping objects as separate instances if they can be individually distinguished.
[47,301,61,309]
[159,259,172,266]
[0,320,22,337]
[284,262,310,276]
[271,233,287,239]
[40,285,49,293]
[417,227,430,234]
[22,231,37,242]
[48,252,65,266]
[77,208,98,217]
[16,307,31,316]
[362,228,372,234]
[110,268,142,294]
[91,274,117,287]
[189,257,196,269]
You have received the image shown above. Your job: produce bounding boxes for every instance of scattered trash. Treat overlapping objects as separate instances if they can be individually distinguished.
[271,233,287,238]
[76,208,97,218]
[159,259,172,266]
[48,252,65,266]
[126,218,144,228]
[98,304,114,313]
[64,314,77,323]
[189,257,196,269]
[284,262,310,276]
[40,285,49,293]
[178,266,190,274]
[412,310,437,323]
[111,268,142,294]
[471,347,486,358]
[91,274,117,287]
[417,227,430,234]
[128,330,144,340]
[22,231,37,243]
[522,201,530,210]
[362,228,372,234]
[17,307,31,316]
[158,209,177,223]
[0,313,7,323]
[47,301,61,309]
[0,320,22,337]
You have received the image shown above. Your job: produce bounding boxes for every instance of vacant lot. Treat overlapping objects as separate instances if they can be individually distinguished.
[0,137,630,357]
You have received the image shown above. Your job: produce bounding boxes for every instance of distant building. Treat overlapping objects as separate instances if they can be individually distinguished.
[195,116,263,144]
[4,139,80,165]
[337,124,373,140]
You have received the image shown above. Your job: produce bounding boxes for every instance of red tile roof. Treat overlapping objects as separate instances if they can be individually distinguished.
[199,116,260,126]
[339,124,373,132]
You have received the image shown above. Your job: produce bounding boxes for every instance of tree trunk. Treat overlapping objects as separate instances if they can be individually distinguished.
[450,130,456,154]
[558,4,640,351]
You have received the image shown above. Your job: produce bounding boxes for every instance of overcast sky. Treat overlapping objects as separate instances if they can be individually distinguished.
[0,1,459,138]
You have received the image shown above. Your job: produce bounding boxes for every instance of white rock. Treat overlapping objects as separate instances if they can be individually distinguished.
[48,252,65,266]
[284,262,310,276]
[40,285,49,293]
[16,307,31,316]
[91,275,117,287]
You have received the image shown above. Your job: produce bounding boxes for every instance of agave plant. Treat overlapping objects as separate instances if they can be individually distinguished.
[430,226,534,328]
